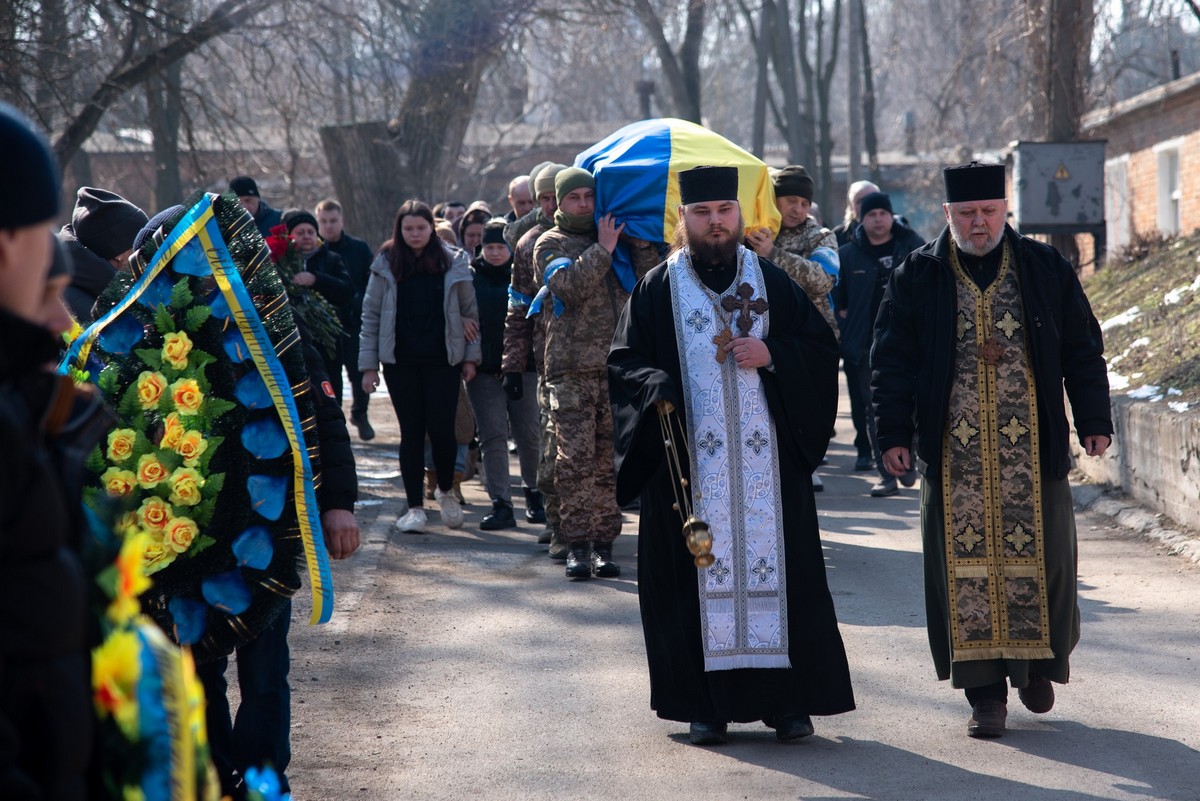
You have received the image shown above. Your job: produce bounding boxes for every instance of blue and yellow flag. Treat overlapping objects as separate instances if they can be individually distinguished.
[575,118,781,290]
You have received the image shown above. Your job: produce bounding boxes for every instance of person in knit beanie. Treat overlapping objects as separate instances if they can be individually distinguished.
[59,186,148,323]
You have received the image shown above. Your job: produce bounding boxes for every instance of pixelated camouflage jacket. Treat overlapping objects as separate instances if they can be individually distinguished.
[532,226,656,380]
[504,207,546,252]
[501,218,551,375]
[769,216,841,336]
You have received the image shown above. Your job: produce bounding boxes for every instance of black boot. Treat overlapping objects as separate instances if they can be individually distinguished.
[590,541,621,578]
[350,411,375,441]
[565,543,591,579]
[523,487,546,524]
[480,498,516,531]
[547,530,569,559]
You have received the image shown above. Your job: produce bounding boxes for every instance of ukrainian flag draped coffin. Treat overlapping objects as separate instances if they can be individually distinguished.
[63,192,334,665]
[574,118,781,290]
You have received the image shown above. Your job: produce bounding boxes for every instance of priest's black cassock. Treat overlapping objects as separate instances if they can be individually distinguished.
[608,252,856,724]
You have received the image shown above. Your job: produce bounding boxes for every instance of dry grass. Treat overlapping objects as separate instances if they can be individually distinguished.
[1083,230,1200,402]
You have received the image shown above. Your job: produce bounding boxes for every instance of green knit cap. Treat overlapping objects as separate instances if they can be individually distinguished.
[534,163,568,198]
[555,167,595,204]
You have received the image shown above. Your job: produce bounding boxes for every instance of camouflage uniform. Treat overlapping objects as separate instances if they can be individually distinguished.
[504,206,542,252]
[769,216,841,337]
[531,226,654,545]
[502,213,559,531]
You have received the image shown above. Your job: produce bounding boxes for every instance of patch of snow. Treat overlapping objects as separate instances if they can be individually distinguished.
[1168,387,1183,396]
[1128,385,1161,399]
[1108,371,1130,390]
[1169,401,1190,412]
[1101,306,1141,331]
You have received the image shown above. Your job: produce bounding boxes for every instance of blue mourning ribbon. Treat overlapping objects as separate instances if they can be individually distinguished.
[527,257,571,318]
[508,285,534,309]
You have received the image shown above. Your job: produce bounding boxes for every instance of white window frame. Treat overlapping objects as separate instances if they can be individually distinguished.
[1154,137,1184,236]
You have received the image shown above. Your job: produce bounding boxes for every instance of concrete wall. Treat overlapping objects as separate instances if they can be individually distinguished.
[1071,394,1200,531]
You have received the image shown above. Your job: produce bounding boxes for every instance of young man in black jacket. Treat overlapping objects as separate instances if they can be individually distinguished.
[836,191,924,495]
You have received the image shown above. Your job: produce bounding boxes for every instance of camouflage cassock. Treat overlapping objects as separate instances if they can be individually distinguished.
[531,225,655,543]
[769,216,841,337]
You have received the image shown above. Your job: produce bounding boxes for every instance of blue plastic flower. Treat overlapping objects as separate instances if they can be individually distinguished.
[234,370,273,409]
[223,328,250,363]
[136,274,175,310]
[232,526,274,570]
[201,570,252,615]
[171,238,212,277]
[247,474,288,521]
[241,417,289,460]
[243,766,284,801]
[168,596,208,645]
[97,313,145,355]
[209,291,231,320]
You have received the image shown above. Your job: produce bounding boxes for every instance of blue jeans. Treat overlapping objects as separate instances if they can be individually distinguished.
[197,601,292,799]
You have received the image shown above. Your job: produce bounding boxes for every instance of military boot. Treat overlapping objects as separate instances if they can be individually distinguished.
[523,487,546,524]
[547,530,569,560]
[565,543,591,579]
[590,541,621,578]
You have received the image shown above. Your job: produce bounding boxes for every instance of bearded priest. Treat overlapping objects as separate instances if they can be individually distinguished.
[608,165,855,746]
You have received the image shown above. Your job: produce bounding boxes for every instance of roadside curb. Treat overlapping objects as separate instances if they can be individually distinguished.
[1072,481,1200,565]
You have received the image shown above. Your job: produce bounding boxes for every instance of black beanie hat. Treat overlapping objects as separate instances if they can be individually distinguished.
[133,205,186,254]
[678,166,739,205]
[0,102,60,229]
[229,176,261,198]
[482,218,508,246]
[284,210,319,234]
[72,187,149,260]
[772,165,815,201]
[943,162,1006,203]
[858,191,893,218]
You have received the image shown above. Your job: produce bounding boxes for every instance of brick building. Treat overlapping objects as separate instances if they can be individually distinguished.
[1081,70,1200,263]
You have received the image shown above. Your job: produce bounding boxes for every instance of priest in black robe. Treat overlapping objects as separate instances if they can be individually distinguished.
[608,166,855,746]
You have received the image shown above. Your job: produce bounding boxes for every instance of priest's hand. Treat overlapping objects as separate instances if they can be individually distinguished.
[322,508,360,560]
[598,214,625,254]
[725,336,771,370]
[1083,434,1111,457]
[882,446,912,477]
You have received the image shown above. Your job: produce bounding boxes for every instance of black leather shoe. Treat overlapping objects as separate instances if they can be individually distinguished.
[565,543,591,579]
[1018,675,1055,714]
[590,541,621,578]
[967,700,1007,738]
[350,411,375,441]
[688,721,728,745]
[480,499,516,531]
[523,487,546,524]
[767,714,815,741]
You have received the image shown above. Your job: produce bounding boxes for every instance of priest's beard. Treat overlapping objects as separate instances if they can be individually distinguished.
[671,214,744,268]
[950,223,1004,257]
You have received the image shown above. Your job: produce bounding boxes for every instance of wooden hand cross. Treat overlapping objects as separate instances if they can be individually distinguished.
[720,282,769,336]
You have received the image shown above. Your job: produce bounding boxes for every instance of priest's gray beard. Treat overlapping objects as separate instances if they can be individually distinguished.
[670,214,745,268]
[950,225,1004,257]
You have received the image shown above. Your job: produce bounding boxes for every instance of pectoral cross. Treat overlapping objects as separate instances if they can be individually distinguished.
[720,282,770,336]
[979,336,1004,366]
[712,327,733,363]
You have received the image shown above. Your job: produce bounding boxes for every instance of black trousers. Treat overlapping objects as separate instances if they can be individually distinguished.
[344,333,370,415]
[383,362,461,507]
[843,358,873,457]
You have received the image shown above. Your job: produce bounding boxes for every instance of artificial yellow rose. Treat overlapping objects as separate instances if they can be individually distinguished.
[161,331,193,370]
[165,516,199,553]
[135,453,170,489]
[170,377,204,415]
[136,370,168,410]
[137,496,172,531]
[92,629,141,738]
[143,540,178,575]
[167,467,204,506]
[159,412,185,450]
[100,467,138,498]
[106,428,137,463]
[115,510,140,535]
[176,430,208,466]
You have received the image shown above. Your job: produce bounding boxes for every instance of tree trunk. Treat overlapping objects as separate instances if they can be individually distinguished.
[320,122,410,248]
[752,1,773,157]
[847,0,862,184]
[631,0,705,122]
[860,8,882,184]
[146,66,184,210]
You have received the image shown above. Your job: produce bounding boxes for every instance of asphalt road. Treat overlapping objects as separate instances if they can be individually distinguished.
[277,377,1200,801]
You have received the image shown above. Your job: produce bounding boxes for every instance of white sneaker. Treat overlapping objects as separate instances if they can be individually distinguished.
[435,487,465,529]
[397,507,427,533]
[812,471,824,492]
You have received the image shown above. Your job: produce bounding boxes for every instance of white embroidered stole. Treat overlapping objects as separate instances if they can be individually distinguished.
[668,245,791,672]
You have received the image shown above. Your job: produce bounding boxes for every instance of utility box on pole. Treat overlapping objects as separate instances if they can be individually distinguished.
[1008,140,1107,267]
